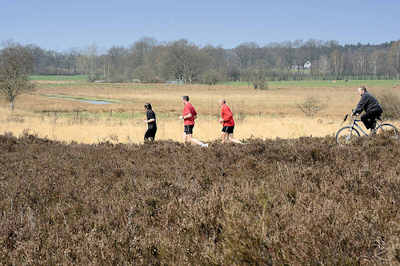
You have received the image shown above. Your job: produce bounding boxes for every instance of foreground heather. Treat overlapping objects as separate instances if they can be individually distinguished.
[0,133,399,265]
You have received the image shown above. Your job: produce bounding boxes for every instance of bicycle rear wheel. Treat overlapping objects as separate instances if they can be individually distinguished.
[336,126,360,145]
[376,123,399,140]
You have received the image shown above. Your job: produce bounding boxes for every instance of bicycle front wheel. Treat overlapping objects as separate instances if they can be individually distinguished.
[376,123,399,140]
[336,126,360,145]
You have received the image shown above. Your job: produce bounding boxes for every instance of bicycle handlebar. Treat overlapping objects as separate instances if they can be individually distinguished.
[343,112,360,124]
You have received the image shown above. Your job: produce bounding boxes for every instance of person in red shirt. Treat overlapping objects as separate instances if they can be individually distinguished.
[179,96,208,147]
[219,99,242,144]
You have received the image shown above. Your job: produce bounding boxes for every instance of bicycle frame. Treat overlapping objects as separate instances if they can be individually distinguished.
[350,118,382,137]
[337,112,398,144]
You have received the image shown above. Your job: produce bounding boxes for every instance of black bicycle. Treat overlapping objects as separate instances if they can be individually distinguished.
[336,113,399,145]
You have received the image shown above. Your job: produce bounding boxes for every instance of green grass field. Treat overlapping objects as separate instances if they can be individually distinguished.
[30,75,88,81]
[222,79,400,88]
[29,75,400,89]
[41,94,121,103]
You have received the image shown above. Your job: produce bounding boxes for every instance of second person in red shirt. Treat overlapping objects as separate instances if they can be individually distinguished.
[179,96,208,147]
[219,99,242,144]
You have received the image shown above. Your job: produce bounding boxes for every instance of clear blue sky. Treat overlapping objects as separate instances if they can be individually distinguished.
[1,0,399,51]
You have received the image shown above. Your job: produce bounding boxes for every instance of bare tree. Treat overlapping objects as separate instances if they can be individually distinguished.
[0,44,34,111]
[76,44,100,82]
[330,49,344,79]
[389,41,400,79]
[163,40,210,83]
[318,55,330,78]
[107,46,131,82]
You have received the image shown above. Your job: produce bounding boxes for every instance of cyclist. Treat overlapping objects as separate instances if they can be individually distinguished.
[144,103,157,142]
[352,86,383,134]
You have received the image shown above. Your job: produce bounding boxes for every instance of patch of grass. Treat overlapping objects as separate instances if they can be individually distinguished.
[29,75,88,81]
[38,110,177,120]
[221,80,400,88]
[41,94,122,103]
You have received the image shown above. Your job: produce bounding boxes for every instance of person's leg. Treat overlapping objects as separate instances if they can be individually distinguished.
[221,132,228,143]
[224,126,242,144]
[190,137,206,146]
[145,128,156,142]
[361,112,374,129]
[371,109,383,134]
[228,134,243,144]
[221,127,228,143]
[183,126,190,144]
[184,134,192,144]
[150,128,157,142]
[187,125,207,146]
[371,112,378,131]
[144,128,151,142]
[186,133,192,143]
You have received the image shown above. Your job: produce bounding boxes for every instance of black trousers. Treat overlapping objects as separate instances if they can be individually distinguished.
[361,109,383,129]
[144,127,157,141]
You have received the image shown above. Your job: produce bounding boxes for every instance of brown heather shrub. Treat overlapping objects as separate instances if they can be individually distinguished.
[1,133,400,265]
[298,96,325,117]
[377,89,400,120]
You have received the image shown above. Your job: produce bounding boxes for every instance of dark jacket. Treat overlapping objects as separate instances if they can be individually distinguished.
[146,110,157,129]
[353,92,382,115]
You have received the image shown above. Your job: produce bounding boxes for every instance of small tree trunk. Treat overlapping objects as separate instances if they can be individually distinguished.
[10,101,14,112]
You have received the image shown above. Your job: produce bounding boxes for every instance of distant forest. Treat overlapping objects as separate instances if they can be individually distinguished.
[3,38,400,83]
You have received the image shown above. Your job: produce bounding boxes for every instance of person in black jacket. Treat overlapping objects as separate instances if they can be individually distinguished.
[144,103,157,142]
[352,86,383,133]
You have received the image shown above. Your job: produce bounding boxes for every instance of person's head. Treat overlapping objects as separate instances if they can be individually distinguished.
[182,96,189,104]
[144,103,152,110]
[358,86,367,96]
[219,99,226,106]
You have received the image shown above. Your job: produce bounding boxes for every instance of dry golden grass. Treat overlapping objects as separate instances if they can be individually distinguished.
[19,81,360,115]
[1,80,398,143]
[0,111,342,144]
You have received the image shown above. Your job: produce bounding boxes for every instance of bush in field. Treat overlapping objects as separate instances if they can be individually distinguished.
[377,89,400,120]
[87,72,103,82]
[1,134,400,265]
[246,67,268,89]
[298,96,325,117]
[252,78,268,90]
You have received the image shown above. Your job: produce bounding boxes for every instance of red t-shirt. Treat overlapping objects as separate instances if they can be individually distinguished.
[221,104,235,127]
[183,102,197,125]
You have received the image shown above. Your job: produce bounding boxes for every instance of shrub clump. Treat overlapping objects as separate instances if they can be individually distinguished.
[377,89,400,120]
[298,96,325,117]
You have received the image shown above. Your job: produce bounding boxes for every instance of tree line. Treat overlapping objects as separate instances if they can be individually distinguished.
[2,38,400,85]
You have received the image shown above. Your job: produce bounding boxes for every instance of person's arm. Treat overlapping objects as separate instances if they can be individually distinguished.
[353,95,367,115]
[145,111,156,123]
[179,113,192,120]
